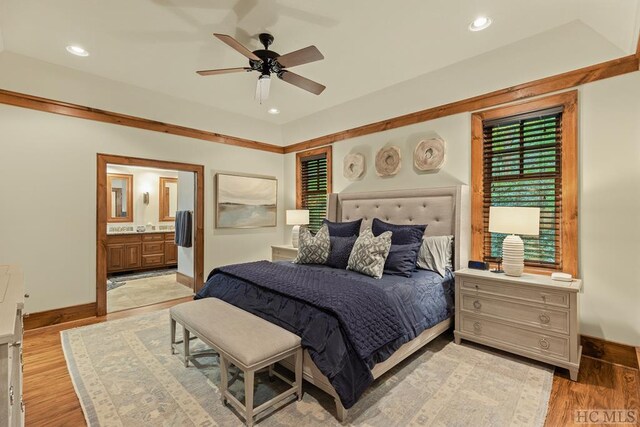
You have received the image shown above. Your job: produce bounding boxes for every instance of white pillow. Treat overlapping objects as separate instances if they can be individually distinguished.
[417,235,453,277]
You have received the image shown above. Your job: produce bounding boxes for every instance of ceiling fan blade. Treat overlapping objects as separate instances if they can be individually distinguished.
[213,33,261,62]
[277,45,324,68]
[279,70,326,95]
[196,67,252,76]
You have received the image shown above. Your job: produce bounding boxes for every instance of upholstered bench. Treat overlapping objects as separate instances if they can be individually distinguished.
[170,298,303,426]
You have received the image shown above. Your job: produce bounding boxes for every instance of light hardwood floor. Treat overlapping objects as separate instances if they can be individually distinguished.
[23,297,640,426]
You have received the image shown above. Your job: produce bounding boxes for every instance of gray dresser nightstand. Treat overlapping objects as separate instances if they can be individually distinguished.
[271,245,298,262]
[454,268,582,381]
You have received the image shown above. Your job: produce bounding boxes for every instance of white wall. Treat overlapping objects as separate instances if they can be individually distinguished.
[284,72,640,346]
[0,105,286,314]
[578,72,640,345]
[177,170,195,278]
[106,165,178,228]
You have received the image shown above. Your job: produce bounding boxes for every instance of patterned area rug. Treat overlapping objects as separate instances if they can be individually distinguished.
[107,268,178,290]
[62,310,553,426]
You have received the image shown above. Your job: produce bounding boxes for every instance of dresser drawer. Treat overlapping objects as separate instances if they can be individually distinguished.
[142,254,165,267]
[164,232,175,241]
[460,314,569,361]
[142,242,164,254]
[460,278,569,308]
[460,293,569,334]
[142,234,163,242]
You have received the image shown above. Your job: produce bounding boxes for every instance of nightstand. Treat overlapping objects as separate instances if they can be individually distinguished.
[454,268,582,381]
[271,245,298,262]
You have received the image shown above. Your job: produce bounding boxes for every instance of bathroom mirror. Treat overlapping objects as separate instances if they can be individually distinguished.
[159,177,178,222]
[107,173,133,223]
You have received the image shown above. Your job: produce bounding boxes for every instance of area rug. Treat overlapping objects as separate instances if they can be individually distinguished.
[62,310,553,426]
[107,268,178,289]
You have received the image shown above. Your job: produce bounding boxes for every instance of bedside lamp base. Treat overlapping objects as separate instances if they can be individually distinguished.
[502,234,525,277]
[291,225,301,248]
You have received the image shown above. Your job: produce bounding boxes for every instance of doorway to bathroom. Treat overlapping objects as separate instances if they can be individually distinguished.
[96,154,204,316]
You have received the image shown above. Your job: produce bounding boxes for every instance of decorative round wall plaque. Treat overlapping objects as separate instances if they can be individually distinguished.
[375,146,401,176]
[343,153,365,180]
[414,138,445,171]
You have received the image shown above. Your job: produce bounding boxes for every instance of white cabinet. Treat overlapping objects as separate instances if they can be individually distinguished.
[0,265,25,427]
[271,245,299,262]
[454,268,582,381]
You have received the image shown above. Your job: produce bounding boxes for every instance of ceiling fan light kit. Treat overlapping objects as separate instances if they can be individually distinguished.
[197,32,326,103]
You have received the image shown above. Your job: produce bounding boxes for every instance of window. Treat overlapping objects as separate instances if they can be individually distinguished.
[296,146,332,232]
[471,91,578,276]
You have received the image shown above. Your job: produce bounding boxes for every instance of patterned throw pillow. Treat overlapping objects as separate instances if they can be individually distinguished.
[347,228,393,279]
[294,224,330,265]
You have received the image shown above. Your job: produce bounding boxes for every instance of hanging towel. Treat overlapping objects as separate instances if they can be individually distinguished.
[175,210,192,248]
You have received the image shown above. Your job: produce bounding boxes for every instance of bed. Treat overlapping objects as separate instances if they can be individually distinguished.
[197,186,470,421]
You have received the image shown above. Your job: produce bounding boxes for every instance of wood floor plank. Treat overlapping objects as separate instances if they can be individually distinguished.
[23,296,639,426]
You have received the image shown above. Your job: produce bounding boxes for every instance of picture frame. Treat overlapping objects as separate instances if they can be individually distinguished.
[215,173,278,228]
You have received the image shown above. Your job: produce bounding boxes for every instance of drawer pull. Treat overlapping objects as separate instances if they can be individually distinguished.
[539,313,550,324]
[539,338,550,350]
[473,300,482,310]
[9,385,14,405]
[473,321,482,332]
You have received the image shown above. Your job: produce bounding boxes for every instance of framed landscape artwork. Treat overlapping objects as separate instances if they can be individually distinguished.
[215,173,278,228]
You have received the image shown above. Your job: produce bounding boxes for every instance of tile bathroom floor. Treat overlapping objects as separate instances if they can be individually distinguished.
[107,273,194,313]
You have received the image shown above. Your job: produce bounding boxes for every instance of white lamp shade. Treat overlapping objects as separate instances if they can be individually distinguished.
[286,209,309,225]
[488,206,540,236]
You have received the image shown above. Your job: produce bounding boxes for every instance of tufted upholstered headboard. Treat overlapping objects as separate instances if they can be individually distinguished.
[326,186,470,271]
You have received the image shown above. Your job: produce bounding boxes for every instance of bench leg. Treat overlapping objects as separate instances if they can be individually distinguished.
[295,349,303,401]
[335,399,347,423]
[219,356,229,405]
[170,317,176,354]
[183,326,190,367]
[245,369,255,427]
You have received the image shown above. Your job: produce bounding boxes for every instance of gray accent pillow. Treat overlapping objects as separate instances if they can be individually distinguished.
[294,224,330,264]
[347,228,393,279]
[417,235,453,277]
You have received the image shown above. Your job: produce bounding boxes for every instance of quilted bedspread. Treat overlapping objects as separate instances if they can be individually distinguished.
[213,261,403,359]
[196,261,454,408]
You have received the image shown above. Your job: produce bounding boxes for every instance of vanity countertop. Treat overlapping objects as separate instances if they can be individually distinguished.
[107,229,175,236]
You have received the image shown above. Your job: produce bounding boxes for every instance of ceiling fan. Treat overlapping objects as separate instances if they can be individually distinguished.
[197,33,326,103]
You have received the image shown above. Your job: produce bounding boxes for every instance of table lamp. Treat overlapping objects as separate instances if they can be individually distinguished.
[488,206,540,277]
[286,209,309,248]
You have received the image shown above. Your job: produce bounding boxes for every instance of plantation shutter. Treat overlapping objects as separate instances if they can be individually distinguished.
[482,107,563,270]
[300,153,328,232]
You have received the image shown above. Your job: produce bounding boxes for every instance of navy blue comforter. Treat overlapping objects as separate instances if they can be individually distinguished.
[196,261,454,408]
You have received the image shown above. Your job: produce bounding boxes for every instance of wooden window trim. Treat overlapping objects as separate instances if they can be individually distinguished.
[471,91,578,277]
[295,146,333,209]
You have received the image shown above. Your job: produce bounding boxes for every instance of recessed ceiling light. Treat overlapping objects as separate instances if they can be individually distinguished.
[267,108,280,115]
[66,45,89,57]
[469,16,492,32]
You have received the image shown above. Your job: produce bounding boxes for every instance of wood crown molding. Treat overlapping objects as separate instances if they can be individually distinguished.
[1,54,638,156]
[24,302,97,330]
[283,54,639,153]
[0,88,285,154]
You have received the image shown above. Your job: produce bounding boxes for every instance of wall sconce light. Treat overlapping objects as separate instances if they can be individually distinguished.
[143,192,150,205]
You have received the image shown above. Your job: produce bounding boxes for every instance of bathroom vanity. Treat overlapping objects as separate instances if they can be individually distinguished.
[106,231,177,273]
